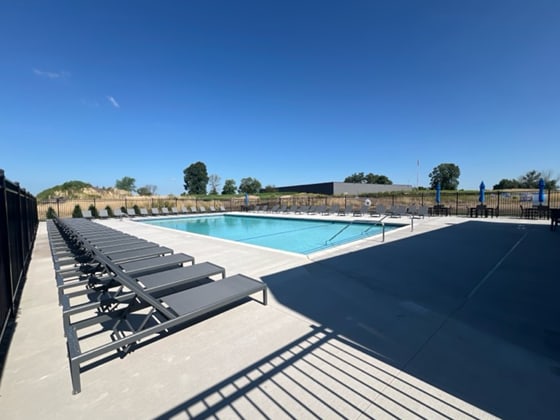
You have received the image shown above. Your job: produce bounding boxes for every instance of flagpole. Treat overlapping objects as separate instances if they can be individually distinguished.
[416,160,419,189]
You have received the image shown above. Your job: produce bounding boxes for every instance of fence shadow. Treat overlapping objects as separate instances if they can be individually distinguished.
[156,221,560,419]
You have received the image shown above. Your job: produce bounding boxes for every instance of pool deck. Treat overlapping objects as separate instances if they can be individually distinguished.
[1,213,559,419]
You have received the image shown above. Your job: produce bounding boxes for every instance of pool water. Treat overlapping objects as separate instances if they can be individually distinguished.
[142,215,401,254]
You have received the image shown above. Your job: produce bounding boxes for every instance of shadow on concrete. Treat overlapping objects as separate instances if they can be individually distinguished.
[157,221,560,419]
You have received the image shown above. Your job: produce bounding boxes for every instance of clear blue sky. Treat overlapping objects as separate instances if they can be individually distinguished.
[1,1,559,196]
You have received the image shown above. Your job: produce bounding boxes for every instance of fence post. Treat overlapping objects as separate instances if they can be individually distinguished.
[0,169,14,316]
[455,191,459,216]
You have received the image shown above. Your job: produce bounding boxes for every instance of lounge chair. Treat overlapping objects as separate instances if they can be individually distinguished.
[327,204,339,215]
[64,269,266,394]
[370,204,385,217]
[127,208,136,217]
[140,208,149,216]
[49,217,266,395]
[417,205,429,218]
[190,206,198,213]
[171,207,179,214]
[181,206,189,214]
[98,209,109,218]
[389,205,407,217]
[151,208,160,216]
[161,207,170,215]
[113,208,126,218]
[81,210,93,219]
[338,206,352,216]
[199,206,207,213]
[353,206,368,217]
[219,205,226,212]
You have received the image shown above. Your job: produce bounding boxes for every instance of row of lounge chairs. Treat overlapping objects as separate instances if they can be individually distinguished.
[47,217,267,394]
[250,204,429,218]
[82,205,227,219]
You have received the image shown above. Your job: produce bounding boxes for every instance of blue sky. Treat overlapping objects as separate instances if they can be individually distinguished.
[1,1,559,196]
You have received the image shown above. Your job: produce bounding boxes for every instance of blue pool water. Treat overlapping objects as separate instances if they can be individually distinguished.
[141,215,401,254]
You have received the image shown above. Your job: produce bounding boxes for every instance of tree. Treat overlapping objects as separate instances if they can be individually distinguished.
[222,179,237,195]
[238,177,262,194]
[262,185,277,193]
[115,176,136,193]
[208,174,221,195]
[518,170,541,188]
[540,170,558,190]
[344,172,392,184]
[344,172,366,183]
[365,173,392,185]
[429,163,460,190]
[493,179,520,190]
[183,162,209,194]
[495,170,557,190]
[137,185,157,196]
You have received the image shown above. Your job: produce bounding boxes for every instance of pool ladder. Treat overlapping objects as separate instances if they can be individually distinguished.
[326,215,390,244]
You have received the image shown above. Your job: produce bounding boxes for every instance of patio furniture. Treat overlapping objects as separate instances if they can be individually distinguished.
[49,217,267,394]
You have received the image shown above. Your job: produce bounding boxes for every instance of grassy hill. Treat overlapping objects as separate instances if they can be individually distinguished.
[36,181,130,201]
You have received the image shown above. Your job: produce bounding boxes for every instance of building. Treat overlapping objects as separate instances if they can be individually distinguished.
[276,182,413,195]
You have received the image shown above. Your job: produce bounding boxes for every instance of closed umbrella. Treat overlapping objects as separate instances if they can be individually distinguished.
[538,178,545,204]
[435,182,441,204]
[244,193,249,207]
[479,181,485,204]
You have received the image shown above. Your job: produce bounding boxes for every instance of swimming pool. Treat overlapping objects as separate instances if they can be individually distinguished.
[141,214,402,254]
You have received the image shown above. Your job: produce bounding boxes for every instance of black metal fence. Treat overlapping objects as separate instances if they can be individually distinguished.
[36,189,560,220]
[0,170,38,349]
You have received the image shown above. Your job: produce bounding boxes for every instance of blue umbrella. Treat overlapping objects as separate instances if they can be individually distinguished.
[479,181,485,204]
[244,193,249,207]
[538,178,545,204]
[435,182,441,204]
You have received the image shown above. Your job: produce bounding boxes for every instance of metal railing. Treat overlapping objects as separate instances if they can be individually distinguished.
[0,170,38,350]
[37,190,560,221]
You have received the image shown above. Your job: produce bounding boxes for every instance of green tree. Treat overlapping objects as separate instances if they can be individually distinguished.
[238,177,262,194]
[493,179,521,189]
[222,179,237,195]
[365,173,392,184]
[208,174,221,195]
[183,161,209,194]
[429,163,460,190]
[540,170,558,190]
[344,172,366,183]
[262,185,277,193]
[115,176,136,193]
[137,185,157,196]
[344,172,392,184]
[518,170,541,188]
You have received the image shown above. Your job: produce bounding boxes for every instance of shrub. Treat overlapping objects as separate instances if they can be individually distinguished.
[88,204,99,218]
[46,207,56,219]
[72,205,82,218]
[133,204,140,215]
[105,205,114,217]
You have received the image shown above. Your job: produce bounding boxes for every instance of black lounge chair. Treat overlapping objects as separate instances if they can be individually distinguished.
[64,256,266,394]
[49,217,267,395]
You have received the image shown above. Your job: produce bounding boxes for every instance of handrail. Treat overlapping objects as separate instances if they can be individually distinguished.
[325,222,352,244]
[362,215,389,234]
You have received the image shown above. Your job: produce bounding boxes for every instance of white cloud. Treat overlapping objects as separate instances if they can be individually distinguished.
[33,68,69,79]
[107,96,120,108]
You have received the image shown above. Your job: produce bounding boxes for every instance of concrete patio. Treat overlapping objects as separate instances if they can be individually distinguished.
[1,213,559,419]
